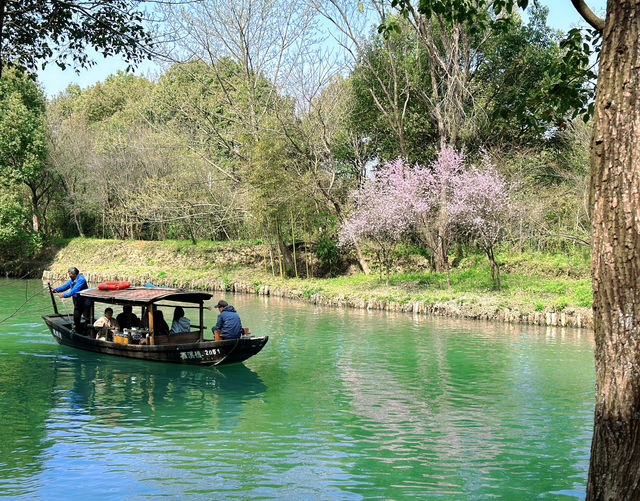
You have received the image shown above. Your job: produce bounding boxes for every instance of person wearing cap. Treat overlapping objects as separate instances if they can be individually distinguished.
[53,266,92,334]
[212,299,243,340]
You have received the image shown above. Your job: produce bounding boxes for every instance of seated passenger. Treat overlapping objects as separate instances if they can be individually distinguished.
[116,304,140,330]
[93,307,119,340]
[140,307,149,329]
[139,308,169,344]
[169,306,190,334]
[153,310,170,336]
[212,299,242,340]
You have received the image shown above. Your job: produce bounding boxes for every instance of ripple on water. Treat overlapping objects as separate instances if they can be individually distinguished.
[0,284,595,499]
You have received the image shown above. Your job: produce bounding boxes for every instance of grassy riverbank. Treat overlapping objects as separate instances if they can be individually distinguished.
[38,238,593,328]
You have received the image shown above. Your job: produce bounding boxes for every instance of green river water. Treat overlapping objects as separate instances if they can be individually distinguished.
[0,279,594,500]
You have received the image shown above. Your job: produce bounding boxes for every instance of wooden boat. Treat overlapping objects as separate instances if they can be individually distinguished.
[42,285,268,366]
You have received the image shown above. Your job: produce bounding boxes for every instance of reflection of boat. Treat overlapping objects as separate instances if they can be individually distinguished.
[49,354,268,431]
[42,286,268,366]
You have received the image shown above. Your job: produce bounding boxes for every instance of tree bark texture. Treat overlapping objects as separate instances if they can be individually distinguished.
[0,0,5,78]
[274,222,295,277]
[586,2,640,499]
[354,242,372,275]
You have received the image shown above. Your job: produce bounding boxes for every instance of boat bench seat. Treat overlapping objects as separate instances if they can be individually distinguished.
[153,331,200,345]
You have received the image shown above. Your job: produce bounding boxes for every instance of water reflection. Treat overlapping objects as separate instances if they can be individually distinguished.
[0,343,267,497]
[52,355,267,429]
[0,281,595,499]
[326,313,594,498]
[0,354,56,490]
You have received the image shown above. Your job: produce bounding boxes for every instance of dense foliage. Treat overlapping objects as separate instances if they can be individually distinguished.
[2,1,592,281]
[0,68,47,262]
[0,0,151,77]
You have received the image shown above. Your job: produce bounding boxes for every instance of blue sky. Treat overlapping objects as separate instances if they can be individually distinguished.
[535,0,606,30]
[37,0,608,99]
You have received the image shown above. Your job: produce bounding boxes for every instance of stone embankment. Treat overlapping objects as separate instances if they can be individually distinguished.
[42,270,593,330]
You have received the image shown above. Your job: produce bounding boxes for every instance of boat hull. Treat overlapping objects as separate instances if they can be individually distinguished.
[43,314,268,366]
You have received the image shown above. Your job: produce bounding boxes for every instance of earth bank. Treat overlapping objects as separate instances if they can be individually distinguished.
[39,238,593,330]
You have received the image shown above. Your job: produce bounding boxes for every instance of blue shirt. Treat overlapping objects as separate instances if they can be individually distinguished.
[213,306,242,339]
[54,274,91,306]
[170,317,191,334]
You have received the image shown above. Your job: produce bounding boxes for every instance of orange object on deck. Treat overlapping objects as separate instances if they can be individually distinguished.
[98,281,131,290]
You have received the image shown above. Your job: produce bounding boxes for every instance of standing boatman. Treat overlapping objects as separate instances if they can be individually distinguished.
[54,266,92,334]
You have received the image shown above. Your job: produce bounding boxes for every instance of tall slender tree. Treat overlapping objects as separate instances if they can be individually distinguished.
[0,68,48,232]
[583,2,640,499]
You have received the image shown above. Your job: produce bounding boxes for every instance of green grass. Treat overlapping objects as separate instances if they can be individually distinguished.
[42,238,593,314]
[157,238,263,250]
[302,286,323,298]
[279,251,593,311]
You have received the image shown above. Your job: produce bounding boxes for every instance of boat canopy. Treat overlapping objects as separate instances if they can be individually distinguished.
[79,287,213,306]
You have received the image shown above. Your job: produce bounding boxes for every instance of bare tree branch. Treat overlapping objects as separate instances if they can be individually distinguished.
[569,0,605,32]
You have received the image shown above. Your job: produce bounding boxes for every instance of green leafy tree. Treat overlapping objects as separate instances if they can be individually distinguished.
[278,74,373,274]
[0,189,42,263]
[471,2,582,146]
[152,60,245,185]
[348,16,437,163]
[244,116,314,277]
[0,0,152,77]
[348,1,586,159]
[0,68,48,232]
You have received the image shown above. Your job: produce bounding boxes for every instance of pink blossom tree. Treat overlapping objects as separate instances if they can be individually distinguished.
[340,147,510,289]
[449,158,510,289]
[413,145,466,287]
[339,148,469,287]
[338,158,422,285]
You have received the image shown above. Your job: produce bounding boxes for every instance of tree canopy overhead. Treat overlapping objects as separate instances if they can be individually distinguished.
[0,0,153,78]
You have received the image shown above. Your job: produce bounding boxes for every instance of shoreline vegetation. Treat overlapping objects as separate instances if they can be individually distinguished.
[37,238,593,330]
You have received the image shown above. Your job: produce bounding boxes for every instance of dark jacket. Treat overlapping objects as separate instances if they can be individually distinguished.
[213,305,242,339]
[153,311,170,336]
[54,274,91,307]
[116,312,140,330]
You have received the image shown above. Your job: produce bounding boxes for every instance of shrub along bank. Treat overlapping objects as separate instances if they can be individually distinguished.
[39,238,593,329]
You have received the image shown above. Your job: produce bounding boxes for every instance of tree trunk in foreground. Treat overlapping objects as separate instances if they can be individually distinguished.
[586,2,640,499]
[0,0,5,79]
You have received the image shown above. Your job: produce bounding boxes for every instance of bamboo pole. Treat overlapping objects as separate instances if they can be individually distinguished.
[263,240,268,275]
[290,209,298,278]
[304,220,310,279]
[269,244,275,276]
